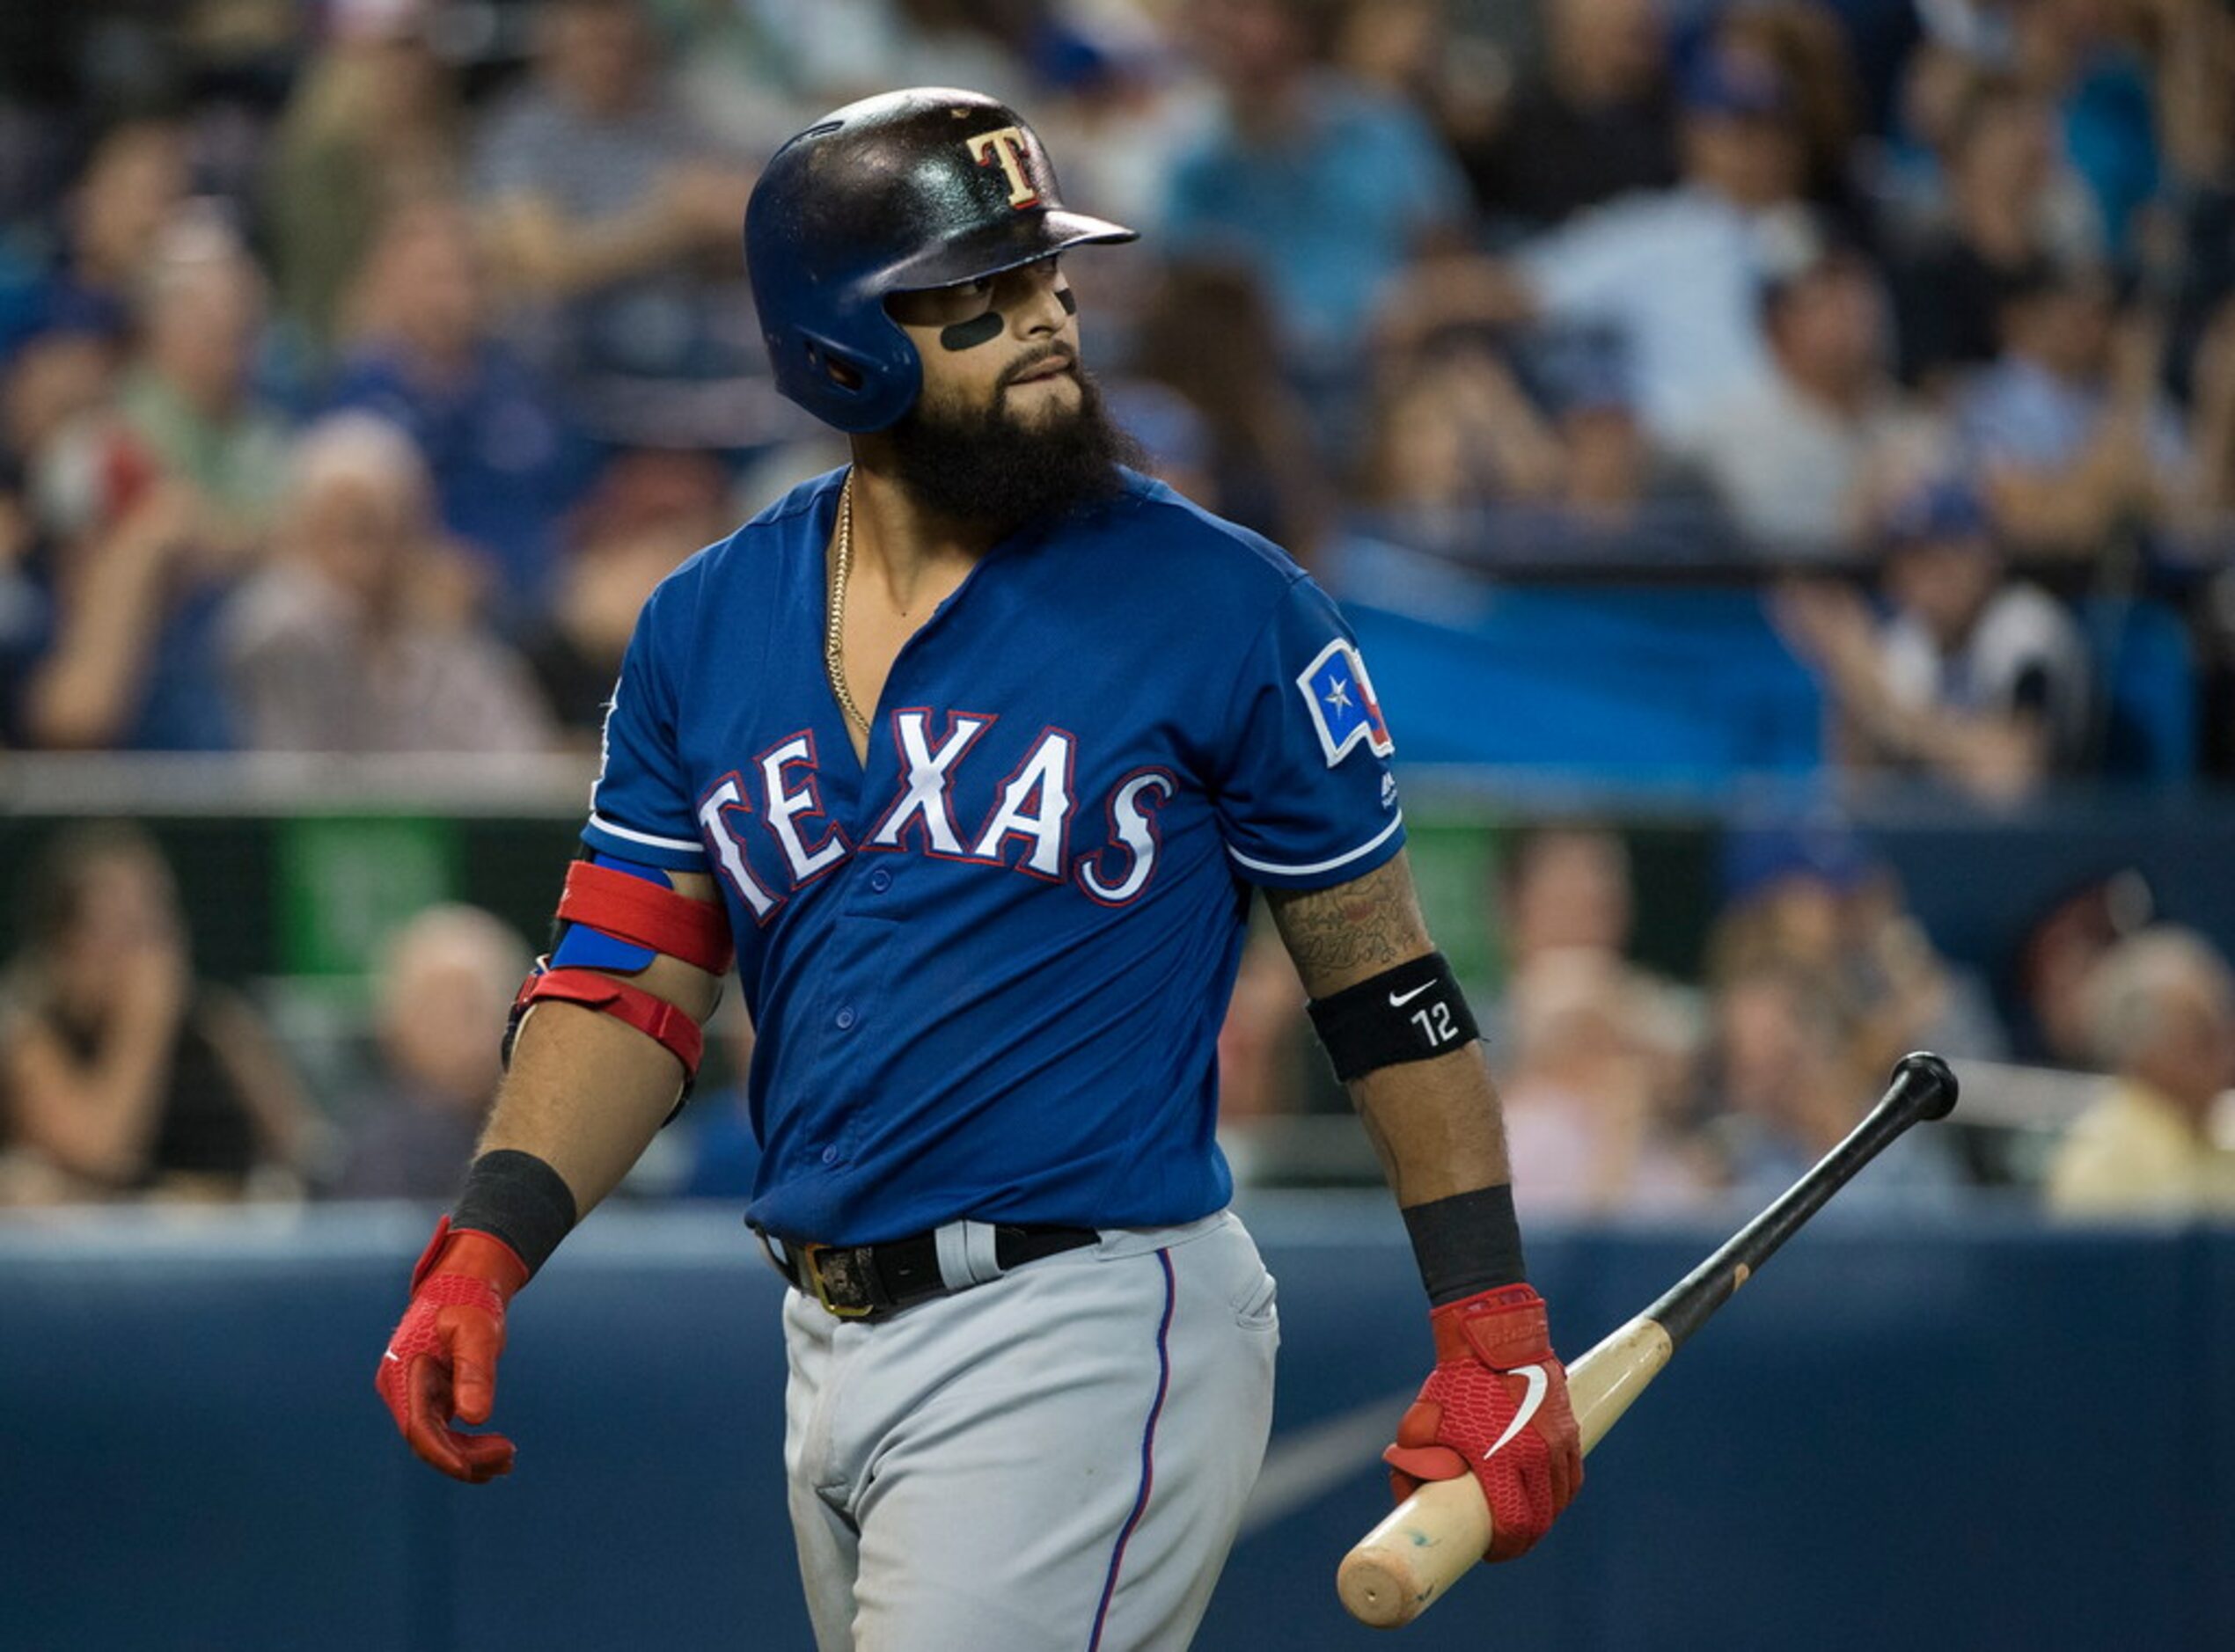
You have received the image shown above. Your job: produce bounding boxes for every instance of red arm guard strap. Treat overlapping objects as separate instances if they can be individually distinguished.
[509,965,707,1080]
[557,860,734,975]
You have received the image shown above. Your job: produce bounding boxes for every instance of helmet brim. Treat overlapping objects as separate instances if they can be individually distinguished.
[883,209,1139,296]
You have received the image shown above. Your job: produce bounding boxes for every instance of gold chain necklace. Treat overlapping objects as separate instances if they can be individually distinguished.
[824,471,870,733]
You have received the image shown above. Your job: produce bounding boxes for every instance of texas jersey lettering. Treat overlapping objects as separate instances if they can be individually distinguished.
[691,715,1172,914]
[584,468,1403,1244]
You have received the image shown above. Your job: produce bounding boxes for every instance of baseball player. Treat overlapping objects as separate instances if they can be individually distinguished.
[376,89,1581,1648]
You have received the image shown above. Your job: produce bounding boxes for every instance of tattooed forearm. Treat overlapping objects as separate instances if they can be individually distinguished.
[1269,850,1510,1199]
[1264,852,1433,997]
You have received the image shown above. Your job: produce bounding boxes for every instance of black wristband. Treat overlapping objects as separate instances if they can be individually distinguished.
[453,1149,578,1280]
[1401,1184,1528,1306]
[1305,951,1480,1083]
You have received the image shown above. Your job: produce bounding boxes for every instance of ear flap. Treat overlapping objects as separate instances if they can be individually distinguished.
[795,319,921,433]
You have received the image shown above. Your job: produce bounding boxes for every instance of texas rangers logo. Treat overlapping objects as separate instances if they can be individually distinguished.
[965,126,1041,208]
[1297,639,1394,766]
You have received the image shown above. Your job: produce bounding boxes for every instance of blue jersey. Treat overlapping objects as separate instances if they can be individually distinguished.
[583,468,1402,1243]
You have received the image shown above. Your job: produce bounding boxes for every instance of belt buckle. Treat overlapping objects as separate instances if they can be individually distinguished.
[796,1241,879,1319]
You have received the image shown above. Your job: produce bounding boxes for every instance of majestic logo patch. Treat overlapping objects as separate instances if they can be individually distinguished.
[1297,639,1394,767]
[965,127,1040,208]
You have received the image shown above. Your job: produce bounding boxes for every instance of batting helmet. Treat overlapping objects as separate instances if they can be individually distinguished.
[744,87,1138,434]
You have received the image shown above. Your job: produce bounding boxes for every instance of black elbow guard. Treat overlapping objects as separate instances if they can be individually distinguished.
[1305,951,1479,1083]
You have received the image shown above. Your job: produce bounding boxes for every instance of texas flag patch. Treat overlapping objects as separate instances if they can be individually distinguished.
[1297,639,1395,767]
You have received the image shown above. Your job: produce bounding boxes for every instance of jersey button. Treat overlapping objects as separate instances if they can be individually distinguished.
[834,1006,857,1030]
[820,1145,840,1166]
[868,868,892,893]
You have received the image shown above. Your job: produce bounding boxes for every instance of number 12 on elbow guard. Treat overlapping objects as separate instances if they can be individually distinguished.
[1308,953,1481,1084]
[1411,998,1460,1050]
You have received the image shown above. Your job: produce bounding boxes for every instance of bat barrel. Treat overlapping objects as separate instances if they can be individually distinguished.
[1647,1052,1957,1350]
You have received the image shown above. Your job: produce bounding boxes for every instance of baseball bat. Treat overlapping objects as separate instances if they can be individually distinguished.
[1336,1050,1960,1629]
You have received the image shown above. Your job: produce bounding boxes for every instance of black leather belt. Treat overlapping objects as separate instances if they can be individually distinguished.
[763,1222,1100,1319]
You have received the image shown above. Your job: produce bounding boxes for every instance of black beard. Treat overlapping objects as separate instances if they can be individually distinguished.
[884,362,1145,535]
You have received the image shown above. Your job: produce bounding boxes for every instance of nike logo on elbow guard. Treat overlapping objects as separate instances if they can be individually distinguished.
[1484,1363,1549,1459]
[1389,982,1433,1007]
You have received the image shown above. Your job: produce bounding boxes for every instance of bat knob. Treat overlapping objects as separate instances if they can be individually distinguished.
[1891,1051,1959,1121]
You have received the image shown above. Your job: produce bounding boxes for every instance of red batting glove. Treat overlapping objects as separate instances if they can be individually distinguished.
[1382,1283,1582,1561]
[375,1216,531,1483]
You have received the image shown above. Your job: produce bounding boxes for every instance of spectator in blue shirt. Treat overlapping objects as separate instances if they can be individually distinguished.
[1957,255,2194,554]
[2004,0,2161,261]
[1159,0,1472,390]
[0,121,188,369]
[326,199,594,632]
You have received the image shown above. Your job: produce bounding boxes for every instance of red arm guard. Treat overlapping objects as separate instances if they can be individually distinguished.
[556,859,734,974]
[509,964,707,1080]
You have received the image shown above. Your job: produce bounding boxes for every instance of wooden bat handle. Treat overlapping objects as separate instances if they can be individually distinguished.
[1336,1315,1676,1627]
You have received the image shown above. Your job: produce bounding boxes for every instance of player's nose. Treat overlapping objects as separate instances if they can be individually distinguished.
[1011,263,1072,338]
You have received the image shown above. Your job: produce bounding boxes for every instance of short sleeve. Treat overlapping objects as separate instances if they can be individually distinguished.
[582,588,707,870]
[1213,576,1406,889]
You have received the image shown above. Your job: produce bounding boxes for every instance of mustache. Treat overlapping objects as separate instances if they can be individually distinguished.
[997,344,1078,391]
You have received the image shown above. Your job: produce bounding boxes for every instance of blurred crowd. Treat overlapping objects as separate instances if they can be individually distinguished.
[2,0,2233,1220]
[0,818,752,1205]
[5,815,2228,1218]
[1219,818,2235,1219]
[0,0,2229,789]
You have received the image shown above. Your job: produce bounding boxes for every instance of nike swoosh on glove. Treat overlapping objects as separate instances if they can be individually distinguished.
[1382,1283,1582,1561]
